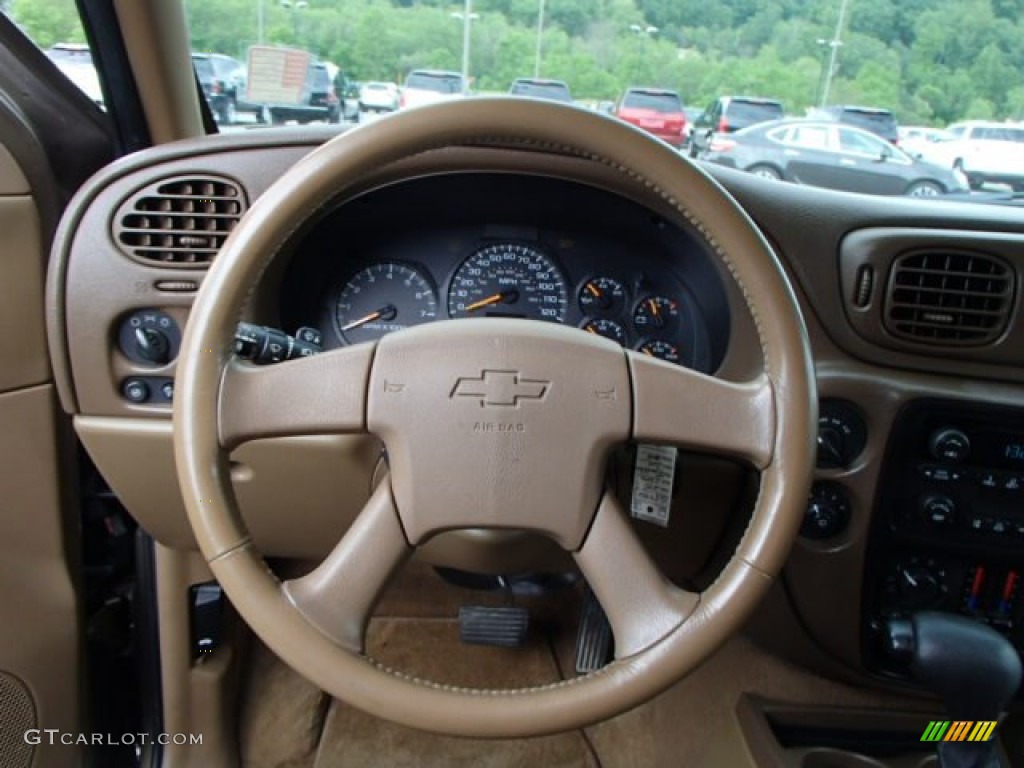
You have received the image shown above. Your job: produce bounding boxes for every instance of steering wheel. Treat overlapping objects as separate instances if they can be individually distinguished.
[173,98,816,738]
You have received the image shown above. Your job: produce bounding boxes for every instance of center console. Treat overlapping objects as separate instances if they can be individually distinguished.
[864,399,1024,676]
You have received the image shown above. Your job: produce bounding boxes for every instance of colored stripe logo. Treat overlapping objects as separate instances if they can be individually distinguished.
[920,720,998,742]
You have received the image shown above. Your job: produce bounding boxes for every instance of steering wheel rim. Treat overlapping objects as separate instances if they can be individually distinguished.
[173,98,816,738]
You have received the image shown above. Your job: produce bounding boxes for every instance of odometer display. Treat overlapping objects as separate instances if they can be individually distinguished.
[448,243,568,322]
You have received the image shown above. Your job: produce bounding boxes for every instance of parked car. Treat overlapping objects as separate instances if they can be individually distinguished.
[358,81,400,114]
[702,119,968,196]
[682,106,703,146]
[809,104,900,145]
[689,95,784,156]
[923,121,1024,190]
[46,43,104,108]
[898,126,954,162]
[615,87,687,148]
[401,69,465,108]
[508,78,573,103]
[264,61,342,125]
[191,52,250,124]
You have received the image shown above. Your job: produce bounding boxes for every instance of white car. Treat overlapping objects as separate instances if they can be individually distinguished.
[897,126,954,164]
[401,69,465,109]
[925,121,1024,190]
[359,81,400,114]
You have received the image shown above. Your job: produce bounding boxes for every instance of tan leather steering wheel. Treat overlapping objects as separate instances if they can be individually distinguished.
[173,98,816,738]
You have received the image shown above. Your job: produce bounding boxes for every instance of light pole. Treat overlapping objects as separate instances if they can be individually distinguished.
[533,0,545,79]
[819,0,850,107]
[451,0,478,94]
[256,0,265,44]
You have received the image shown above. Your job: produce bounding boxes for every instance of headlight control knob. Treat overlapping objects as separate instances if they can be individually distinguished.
[134,326,170,364]
[118,310,181,366]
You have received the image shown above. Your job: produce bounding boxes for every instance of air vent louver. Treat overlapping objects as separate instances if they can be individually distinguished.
[115,176,247,265]
[884,251,1014,345]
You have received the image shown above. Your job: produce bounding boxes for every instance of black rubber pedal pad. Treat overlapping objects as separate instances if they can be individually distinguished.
[458,605,529,648]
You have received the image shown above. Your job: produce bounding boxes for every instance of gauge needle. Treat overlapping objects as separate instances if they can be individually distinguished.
[586,283,602,298]
[647,298,660,318]
[465,290,516,312]
[341,305,395,332]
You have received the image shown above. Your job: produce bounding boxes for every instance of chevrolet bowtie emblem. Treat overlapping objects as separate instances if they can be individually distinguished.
[451,370,550,407]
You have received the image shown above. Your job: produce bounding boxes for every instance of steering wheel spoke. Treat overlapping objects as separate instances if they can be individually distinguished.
[628,352,775,469]
[283,481,410,653]
[574,490,699,659]
[218,343,375,449]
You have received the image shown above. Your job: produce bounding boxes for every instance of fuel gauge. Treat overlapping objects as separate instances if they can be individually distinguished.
[637,339,682,365]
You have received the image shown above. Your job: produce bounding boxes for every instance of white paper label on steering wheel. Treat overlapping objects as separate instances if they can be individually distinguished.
[630,444,678,527]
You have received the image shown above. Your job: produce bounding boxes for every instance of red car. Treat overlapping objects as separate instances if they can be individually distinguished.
[615,87,687,148]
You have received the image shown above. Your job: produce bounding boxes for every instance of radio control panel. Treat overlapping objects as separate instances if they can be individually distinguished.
[863,399,1024,676]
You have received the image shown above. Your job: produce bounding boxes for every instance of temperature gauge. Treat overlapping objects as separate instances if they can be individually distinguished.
[579,277,627,315]
[634,296,680,332]
[637,339,682,364]
[581,318,627,345]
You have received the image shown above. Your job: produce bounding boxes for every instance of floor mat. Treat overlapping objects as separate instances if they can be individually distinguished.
[312,618,598,768]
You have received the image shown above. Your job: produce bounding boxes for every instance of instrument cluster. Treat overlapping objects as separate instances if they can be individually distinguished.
[279,173,730,376]
[332,239,706,370]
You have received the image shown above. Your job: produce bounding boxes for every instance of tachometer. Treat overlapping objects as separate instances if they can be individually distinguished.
[448,243,568,322]
[335,262,438,344]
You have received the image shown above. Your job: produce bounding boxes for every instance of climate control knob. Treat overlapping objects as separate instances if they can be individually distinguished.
[921,494,956,527]
[895,558,947,611]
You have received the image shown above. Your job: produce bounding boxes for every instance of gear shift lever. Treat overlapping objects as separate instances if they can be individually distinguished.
[885,612,1021,768]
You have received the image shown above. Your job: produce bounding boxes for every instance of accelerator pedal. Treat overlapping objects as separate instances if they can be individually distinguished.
[458,605,529,648]
[575,588,613,673]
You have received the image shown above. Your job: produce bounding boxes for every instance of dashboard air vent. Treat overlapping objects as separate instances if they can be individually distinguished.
[884,251,1014,345]
[115,176,247,266]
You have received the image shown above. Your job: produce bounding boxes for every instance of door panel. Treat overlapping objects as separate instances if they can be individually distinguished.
[0,92,81,768]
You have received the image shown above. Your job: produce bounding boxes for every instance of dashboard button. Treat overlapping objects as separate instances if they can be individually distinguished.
[123,379,150,404]
[929,428,971,463]
[978,471,1000,490]
[921,495,956,527]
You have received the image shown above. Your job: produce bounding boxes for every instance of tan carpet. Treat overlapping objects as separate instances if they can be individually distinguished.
[313,618,599,768]
[239,561,941,768]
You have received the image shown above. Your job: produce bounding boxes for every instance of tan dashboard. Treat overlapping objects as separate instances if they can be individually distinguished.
[47,127,1024,683]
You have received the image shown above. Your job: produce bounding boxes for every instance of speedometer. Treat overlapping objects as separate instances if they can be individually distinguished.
[447,243,568,322]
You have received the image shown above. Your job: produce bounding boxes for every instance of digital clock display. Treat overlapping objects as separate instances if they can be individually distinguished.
[1005,443,1024,462]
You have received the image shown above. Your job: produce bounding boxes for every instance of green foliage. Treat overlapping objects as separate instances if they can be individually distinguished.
[9,0,85,48]
[8,0,1023,124]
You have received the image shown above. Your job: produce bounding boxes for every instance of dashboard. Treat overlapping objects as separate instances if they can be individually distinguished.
[46,128,1024,694]
[278,173,730,374]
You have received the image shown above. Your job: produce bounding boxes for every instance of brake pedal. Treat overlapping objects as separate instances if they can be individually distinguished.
[575,588,613,673]
[459,605,529,648]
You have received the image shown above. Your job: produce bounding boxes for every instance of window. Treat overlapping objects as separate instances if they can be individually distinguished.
[839,128,888,156]
[789,125,831,150]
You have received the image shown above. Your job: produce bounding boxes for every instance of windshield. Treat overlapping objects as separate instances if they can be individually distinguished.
[11,0,1024,202]
[405,72,463,93]
[622,91,682,113]
[728,101,785,122]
